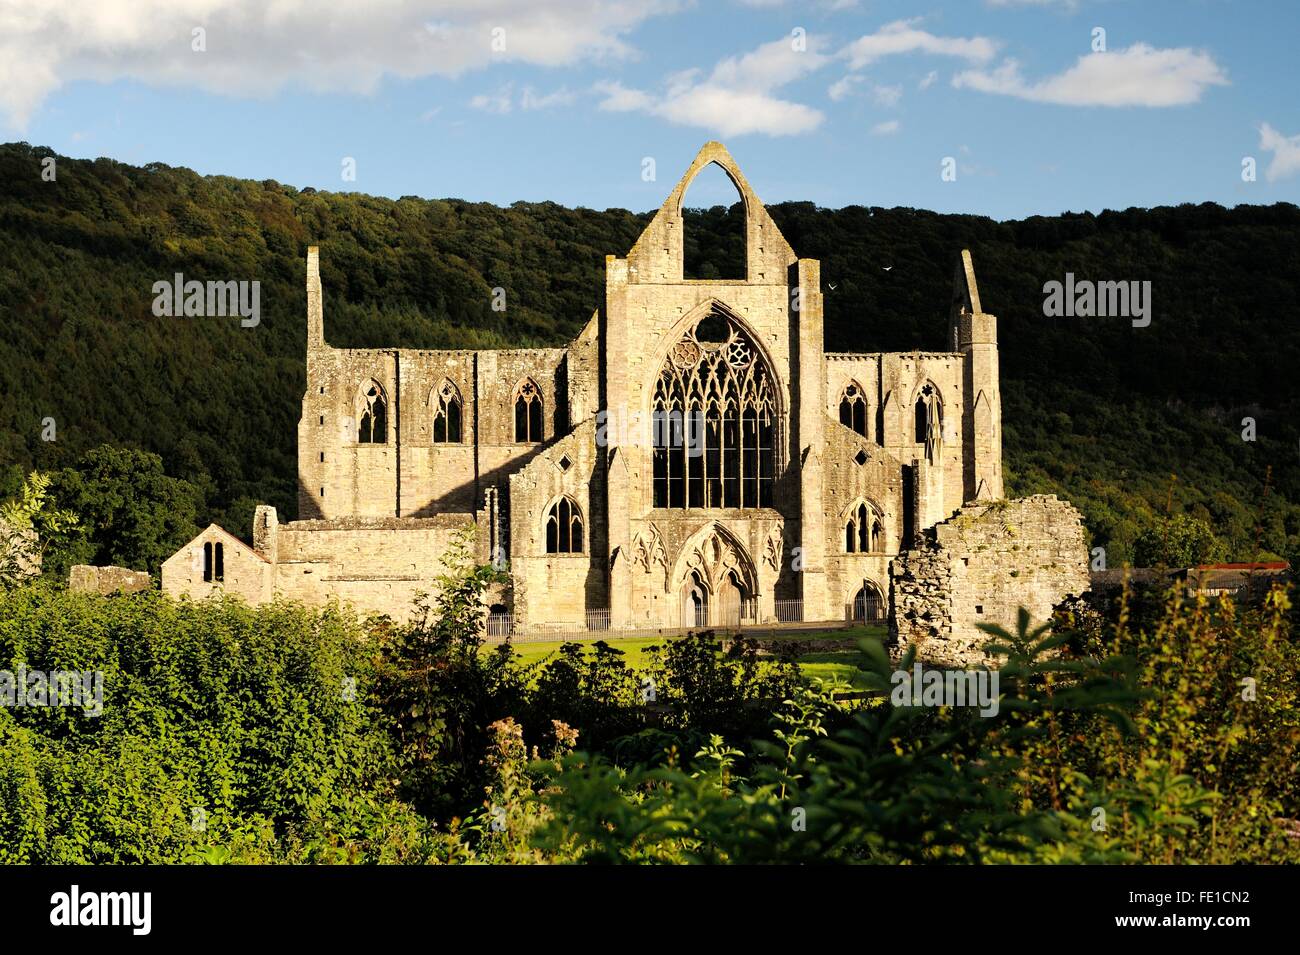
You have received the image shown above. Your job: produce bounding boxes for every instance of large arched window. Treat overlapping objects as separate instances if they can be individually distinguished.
[357,379,388,444]
[545,497,584,554]
[431,379,463,443]
[914,383,942,463]
[514,379,543,443]
[652,309,777,510]
[681,162,746,280]
[844,500,881,553]
[839,381,868,437]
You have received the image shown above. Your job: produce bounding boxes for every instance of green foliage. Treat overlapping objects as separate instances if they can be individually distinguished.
[1132,512,1226,568]
[1,546,1295,865]
[0,472,77,588]
[0,583,431,863]
[475,588,1300,864]
[43,445,203,576]
[373,532,525,819]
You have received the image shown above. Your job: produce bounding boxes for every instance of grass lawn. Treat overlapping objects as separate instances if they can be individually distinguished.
[488,624,886,685]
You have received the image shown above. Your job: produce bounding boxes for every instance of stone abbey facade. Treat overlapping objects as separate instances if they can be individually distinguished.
[162,142,1087,649]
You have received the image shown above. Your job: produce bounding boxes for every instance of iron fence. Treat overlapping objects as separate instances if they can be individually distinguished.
[482,598,859,644]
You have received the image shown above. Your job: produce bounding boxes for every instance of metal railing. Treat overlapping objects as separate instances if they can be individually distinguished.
[481,598,870,644]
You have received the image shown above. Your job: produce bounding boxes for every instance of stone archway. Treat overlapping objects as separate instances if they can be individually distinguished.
[681,570,709,628]
[671,522,758,628]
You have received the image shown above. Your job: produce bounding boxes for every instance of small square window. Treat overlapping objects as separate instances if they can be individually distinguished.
[975,605,984,615]
[854,450,868,466]
[558,454,572,472]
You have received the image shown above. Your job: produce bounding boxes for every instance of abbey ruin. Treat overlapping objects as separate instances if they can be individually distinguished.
[161,142,1090,663]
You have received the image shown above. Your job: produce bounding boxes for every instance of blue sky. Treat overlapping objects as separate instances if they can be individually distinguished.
[6,0,1299,218]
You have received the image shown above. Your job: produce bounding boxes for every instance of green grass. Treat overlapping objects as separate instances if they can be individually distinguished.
[487,624,886,684]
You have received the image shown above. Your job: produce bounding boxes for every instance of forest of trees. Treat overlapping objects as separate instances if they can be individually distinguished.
[1,141,1297,569]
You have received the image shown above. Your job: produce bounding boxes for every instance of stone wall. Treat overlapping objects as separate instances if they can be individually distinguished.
[270,513,471,621]
[69,565,153,595]
[889,495,1089,665]
[161,525,273,604]
[162,141,1027,633]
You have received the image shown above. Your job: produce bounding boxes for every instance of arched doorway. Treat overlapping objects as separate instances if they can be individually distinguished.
[716,571,745,628]
[682,571,709,629]
[851,582,885,624]
[671,522,760,630]
[487,603,511,636]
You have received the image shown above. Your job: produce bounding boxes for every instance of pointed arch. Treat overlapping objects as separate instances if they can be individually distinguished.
[842,498,883,553]
[851,580,886,623]
[430,378,463,444]
[650,300,783,510]
[670,521,759,598]
[680,161,747,280]
[544,495,584,554]
[356,378,388,444]
[513,377,544,443]
[911,380,944,462]
[838,379,868,437]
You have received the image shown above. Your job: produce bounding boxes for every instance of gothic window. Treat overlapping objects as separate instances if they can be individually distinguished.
[652,309,777,510]
[844,500,880,553]
[839,382,868,437]
[357,379,388,444]
[914,383,942,463]
[545,497,584,554]
[514,379,543,443]
[431,379,463,443]
[203,541,224,582]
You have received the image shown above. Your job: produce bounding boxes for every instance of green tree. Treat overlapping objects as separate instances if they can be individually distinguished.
[0,472,77,588]
[46,445,203,576]
[1133,513,1226,568]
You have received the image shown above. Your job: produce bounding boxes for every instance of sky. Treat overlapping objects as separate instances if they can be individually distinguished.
[3,0,1299,219]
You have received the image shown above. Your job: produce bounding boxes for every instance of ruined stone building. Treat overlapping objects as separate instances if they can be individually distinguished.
[162,142,1087,654]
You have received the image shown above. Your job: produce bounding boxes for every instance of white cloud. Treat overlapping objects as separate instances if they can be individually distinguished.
[597,35,829,137]
[843,19,997,70]
[470,84,514,114]
[918,70,938,90]
[870,83,903,107]
[1259,122,1300,182]
[952,43,1228,107]
[827,76,901,107]
[871,119,900,135]
[0,0,678,129]
[827,75,863,102]
[522,86,576,110]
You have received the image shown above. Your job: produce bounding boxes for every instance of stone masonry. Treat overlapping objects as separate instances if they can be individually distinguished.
[161,140,1084,643]
[69,565,153,595]
[889,495,1090,665]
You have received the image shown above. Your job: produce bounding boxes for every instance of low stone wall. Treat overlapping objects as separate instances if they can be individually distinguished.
[889,495,1089,666]
[70,565,153,595]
